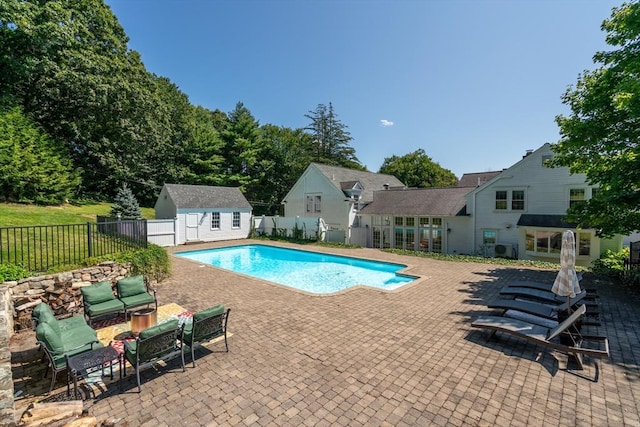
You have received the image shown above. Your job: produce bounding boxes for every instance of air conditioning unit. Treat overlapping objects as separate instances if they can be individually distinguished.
[494,243,513,258]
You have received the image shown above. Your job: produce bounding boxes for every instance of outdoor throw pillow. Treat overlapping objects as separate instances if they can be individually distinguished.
[81,281,115,305]
[36,309,61,336]
[117,275,146,298]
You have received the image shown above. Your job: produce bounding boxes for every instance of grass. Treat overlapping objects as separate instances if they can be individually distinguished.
[0,203,155,226]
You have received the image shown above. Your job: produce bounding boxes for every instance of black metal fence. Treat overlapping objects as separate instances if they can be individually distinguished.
[0,219,148,273]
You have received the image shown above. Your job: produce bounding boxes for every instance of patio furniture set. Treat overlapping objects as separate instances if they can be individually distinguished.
[32,275,231,397]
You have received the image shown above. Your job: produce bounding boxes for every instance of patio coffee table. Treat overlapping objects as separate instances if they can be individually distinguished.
[66,345,120,399]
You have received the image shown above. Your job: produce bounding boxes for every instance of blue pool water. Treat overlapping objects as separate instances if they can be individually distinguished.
[176,244,417,294]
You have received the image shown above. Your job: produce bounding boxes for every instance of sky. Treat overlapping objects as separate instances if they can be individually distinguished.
[104,0,622,178]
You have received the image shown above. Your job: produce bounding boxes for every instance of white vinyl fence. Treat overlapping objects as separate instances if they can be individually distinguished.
[253,216,328,241]
[147,219,177,247]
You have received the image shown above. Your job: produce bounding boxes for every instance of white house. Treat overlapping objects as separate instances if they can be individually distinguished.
[355,144,622,265]
[464,143,621,265]
[154,184,252,245]
[282,163,404,244]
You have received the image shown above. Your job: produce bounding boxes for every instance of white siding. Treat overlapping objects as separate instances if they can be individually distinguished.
[153,187,177,219]
[283,166,351,233]
[466,144,614,264]
[175,209,251,244]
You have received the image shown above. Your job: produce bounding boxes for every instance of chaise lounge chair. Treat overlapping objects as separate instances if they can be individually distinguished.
[487,297,600,324]
[502,279,597,296]
[471,304,609,370]
[498,287,598,306]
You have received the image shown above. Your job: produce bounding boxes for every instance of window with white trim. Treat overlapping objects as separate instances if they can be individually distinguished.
[232,212,240,228]
[306,195,322,213]
[211,212,220,230]
[569,189,586,208]
[512,190,525,210]
[495,191,507,210]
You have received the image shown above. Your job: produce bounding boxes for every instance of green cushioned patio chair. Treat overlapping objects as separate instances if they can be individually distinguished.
[180,305,230,367]
[116,275,157,321]
[35,307,103,393]
[123,319,184,392]
[81,281,125,326]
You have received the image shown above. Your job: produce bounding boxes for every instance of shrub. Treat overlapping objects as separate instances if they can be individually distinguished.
[0,263,31,282]
[592,247,629,274]
[81,244,171,282]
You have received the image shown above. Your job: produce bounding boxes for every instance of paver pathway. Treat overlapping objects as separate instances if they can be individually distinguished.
[12,240,640,426]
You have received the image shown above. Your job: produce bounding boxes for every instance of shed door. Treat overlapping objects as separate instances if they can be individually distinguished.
[186,214,199,241]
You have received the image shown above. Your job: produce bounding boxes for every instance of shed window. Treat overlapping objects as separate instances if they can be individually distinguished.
[211,212,220,230]
[232,212,241,228]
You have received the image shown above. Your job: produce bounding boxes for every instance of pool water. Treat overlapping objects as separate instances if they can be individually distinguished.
[176,244,418,294]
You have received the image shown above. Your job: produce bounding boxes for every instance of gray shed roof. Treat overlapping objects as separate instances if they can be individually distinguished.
[163,184,252,209]
[359,186,472,216]
[312,163,404,202]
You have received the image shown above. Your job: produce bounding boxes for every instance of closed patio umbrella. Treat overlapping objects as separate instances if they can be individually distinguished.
[551,230,581,313]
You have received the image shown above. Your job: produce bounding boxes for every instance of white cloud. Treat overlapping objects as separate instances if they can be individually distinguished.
[380,119,394,127]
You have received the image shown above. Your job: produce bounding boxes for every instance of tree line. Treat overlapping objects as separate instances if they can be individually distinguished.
[0,0,459,212]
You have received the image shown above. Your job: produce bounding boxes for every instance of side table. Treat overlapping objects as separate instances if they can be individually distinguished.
[66,345,120,399]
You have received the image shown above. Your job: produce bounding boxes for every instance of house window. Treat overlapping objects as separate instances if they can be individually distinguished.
[405,217,415,227]
[591,187,600,199]
[211,212,220,230]
[483,230,497,245]
[578,232,591,256]
[511,190,525,210]
[306,195,322,213]
[569,189,586,208]
[542,154,553,166]
[495,191,507,210]
[395,217,404,226]
[525,229,563,254]
[232,212,240,228]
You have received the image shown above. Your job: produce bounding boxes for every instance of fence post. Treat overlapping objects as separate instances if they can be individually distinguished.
[87,222,93,258]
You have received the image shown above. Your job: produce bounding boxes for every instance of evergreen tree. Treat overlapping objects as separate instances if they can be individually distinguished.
[0,105,79,204]
[305,103,362,169]
[110,184,142,219]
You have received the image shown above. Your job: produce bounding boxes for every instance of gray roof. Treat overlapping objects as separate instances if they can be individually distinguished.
[359,187,472,216]
[516,214,583,229]
[163,184,252,209]
[457,171,502,187]
[312,163,404,202]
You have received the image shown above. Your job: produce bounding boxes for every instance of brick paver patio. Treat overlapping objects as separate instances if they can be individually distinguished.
[12,240,640,426]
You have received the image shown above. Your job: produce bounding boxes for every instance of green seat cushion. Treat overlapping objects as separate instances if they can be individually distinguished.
[117,275,146,298]
[58,315,91,332]
[194,304,225,322]
[126,319,179,364]
[36,322,64,357]
[120,293,155,309]
[86,298,125,316]
[183,305,225,344]
[81,281,116,305]
[140,318,179,340]
[32,303,54,321]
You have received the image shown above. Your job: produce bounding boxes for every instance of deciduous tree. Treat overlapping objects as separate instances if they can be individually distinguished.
[552,1,640,237]
[379,149,458,188]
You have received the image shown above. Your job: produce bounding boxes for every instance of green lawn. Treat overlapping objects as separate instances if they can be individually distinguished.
[0,203,155,227]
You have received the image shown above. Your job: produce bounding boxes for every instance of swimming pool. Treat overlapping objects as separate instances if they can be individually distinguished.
[175,244,418,294]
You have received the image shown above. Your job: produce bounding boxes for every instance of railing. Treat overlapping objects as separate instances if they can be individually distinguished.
[0,220,148,273]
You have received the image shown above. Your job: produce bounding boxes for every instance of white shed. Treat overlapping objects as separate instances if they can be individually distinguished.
[154,184,252,244]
